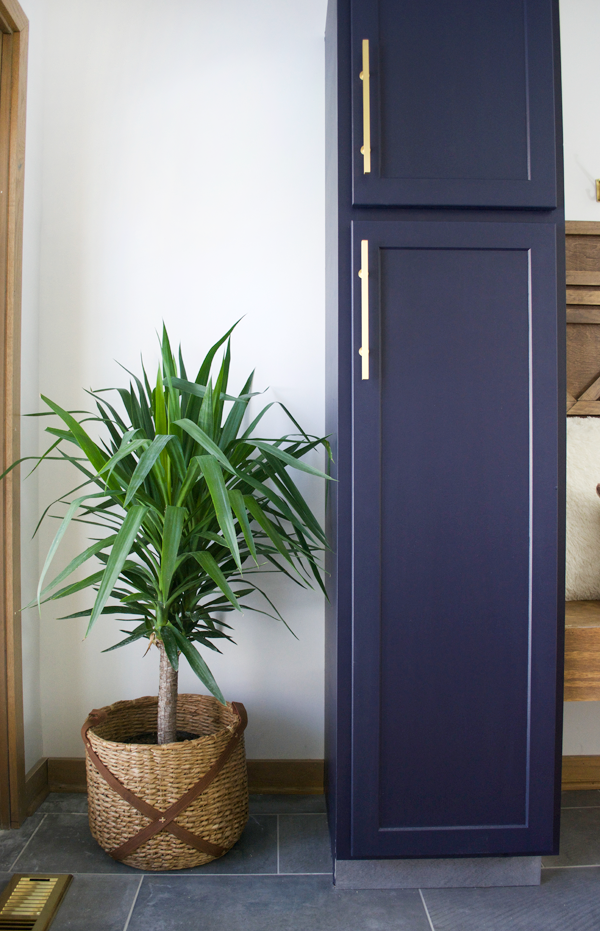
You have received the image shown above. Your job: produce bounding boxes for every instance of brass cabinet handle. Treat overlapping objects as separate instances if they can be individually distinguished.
[359,40,371,173]
[358,239,369,379]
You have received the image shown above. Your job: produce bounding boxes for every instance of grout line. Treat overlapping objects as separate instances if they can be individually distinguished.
[140,871,333,878]
[276,815,280,875]
[419,889,436,931]
[543,863,600,870]
[250,812,325,817]
[561,806,600,810]
[8,813,48,872]
[122,875,144,931]
[39,811,89,815]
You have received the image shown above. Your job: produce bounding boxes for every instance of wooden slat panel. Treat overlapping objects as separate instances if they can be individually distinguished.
[566,600,600,626]
[562,755,600,790]
[566,272,600,285]
[568,401,600,416]
[565,602,600,700]
[576,372,600,402]
[566,321,600,399]
[566,307,600,324]
[566,222,600,236]
[567,290,600,305]
[566,237,600,273]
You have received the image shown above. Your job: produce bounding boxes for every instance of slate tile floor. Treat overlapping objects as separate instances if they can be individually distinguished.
[0,791,599,929]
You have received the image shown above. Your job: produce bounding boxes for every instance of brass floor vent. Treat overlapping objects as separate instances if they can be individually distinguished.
[0,875,72,931]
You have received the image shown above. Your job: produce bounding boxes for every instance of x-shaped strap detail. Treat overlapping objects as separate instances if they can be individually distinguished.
[82,702,247,861]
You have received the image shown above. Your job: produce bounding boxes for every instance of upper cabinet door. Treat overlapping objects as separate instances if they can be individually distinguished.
[351,0,558,208]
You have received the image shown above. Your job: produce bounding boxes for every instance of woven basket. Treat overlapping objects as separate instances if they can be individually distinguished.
[83,693,248,871]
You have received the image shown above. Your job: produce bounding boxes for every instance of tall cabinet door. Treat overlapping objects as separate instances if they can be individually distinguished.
[351,0,558,208]
[351,220,562,858]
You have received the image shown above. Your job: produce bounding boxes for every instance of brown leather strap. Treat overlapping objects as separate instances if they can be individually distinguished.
[82,702,248,861]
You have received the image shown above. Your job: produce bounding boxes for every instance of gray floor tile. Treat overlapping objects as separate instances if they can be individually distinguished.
[127,874,431,931]
[39,793,88,814]
[50,875,142,931]
[422,867,600,931]
[12,813,137,874]
[278,814,332,874]
[543,808,600,867]
[170,814,278,875]
[13,811,278,877]
[0,813,45,870]
[249,794,326,814]
[561,790,600,809]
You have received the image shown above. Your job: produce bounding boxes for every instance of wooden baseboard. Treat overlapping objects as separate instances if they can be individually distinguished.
[24,756,325,816]
[562,755,600,791]
[247,760,324,794]
[24,758,49,817]
[47,758,87,793]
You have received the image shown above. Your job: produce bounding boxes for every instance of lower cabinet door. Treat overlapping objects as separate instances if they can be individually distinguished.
[350,220,563,858]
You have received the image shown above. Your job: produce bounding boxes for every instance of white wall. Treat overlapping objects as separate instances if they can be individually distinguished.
[560,0,600,754]
[20,0,328,763]
[18,0,600,769]
[561,0,600,221]
[21,0,45,771]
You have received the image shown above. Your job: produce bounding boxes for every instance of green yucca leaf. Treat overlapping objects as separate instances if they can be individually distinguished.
[174,419,235,473]
[247,440,333,481]
[160,624,180,670]
[191,552,241,610]
[86,505,149,635]
[168,624,225,704]
[196,319,241,386]
[195,455,242,570]
[29,534,117,609]
[124,435,173,506]
[36,492,110,609]
[102,625,150,653]
[228,488,258,563]
[160,506,186,599]
[41,396,110,475]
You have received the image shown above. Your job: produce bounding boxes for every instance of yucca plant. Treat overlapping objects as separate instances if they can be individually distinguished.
[12,323,331,743]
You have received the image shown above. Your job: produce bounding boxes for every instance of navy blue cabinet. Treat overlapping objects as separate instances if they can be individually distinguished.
[351,0,558,208]
[326,0,564,863]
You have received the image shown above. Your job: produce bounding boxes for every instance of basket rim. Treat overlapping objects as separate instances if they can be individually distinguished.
[86,693,239,751]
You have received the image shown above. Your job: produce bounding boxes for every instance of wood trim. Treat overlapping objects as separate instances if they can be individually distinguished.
[24,757,48,816]
[24,758,326,813]
[47,758,86,793]
[0,0,27,829]
[246,760,324,795]
[562,756,600,791]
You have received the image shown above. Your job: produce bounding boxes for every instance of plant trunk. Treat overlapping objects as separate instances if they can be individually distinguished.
[157,641,178,744]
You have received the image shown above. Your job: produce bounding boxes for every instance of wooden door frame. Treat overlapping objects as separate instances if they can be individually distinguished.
[0,0,28,829]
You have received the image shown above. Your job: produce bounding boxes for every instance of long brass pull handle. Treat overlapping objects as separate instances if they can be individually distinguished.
[358,239,369,379]
[359,40,371,173]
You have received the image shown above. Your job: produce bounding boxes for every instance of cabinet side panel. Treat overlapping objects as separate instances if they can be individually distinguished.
[325,0,339,855]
